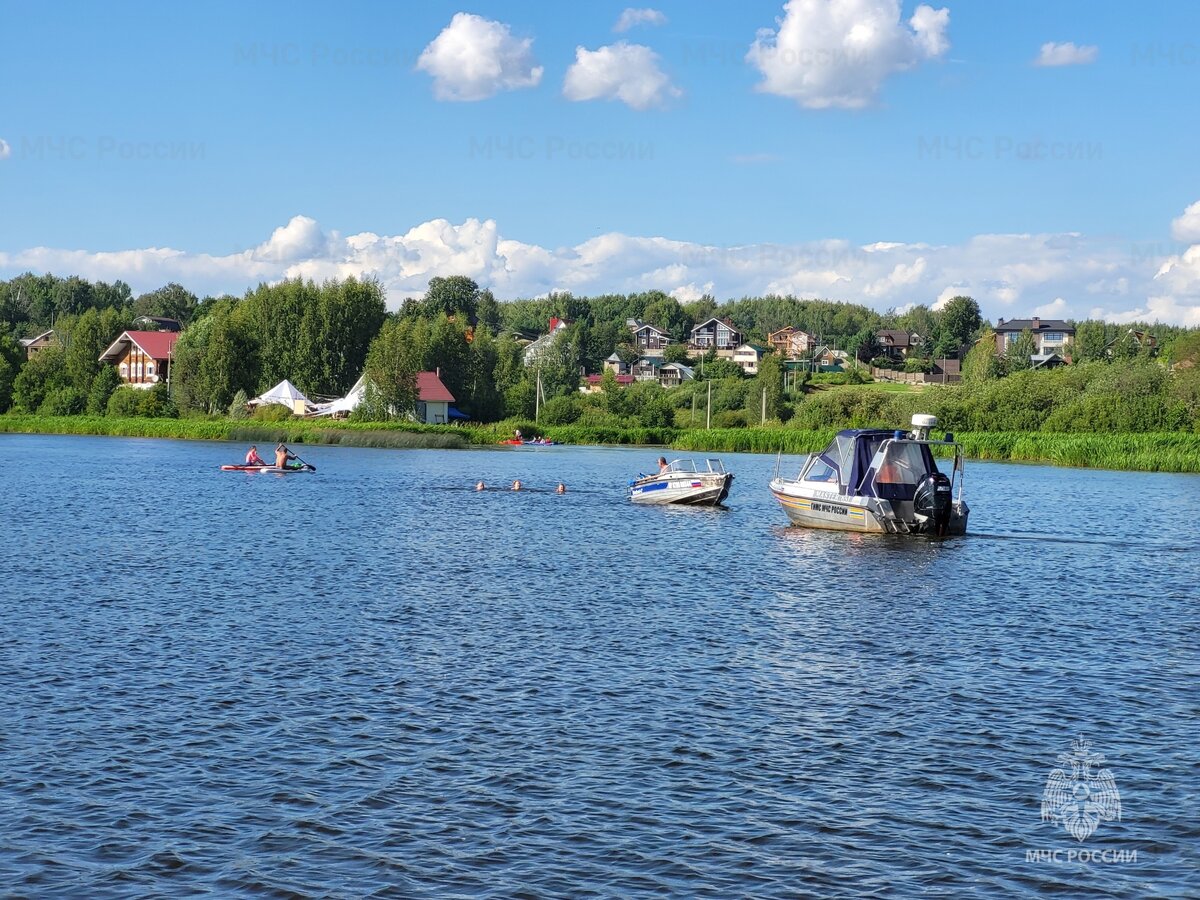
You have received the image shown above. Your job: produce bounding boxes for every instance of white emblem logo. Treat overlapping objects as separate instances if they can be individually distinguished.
[1041,737,1121,841]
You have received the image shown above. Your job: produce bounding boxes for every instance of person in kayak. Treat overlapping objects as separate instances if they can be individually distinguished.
[275,443,299,469]
[245,445,266,466]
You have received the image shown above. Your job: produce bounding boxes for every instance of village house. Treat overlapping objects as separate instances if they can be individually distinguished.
[876,330,924,361]
[603,352,627,375]
[523,317,570,366]
[98,330,180,388]
[658,361,694,388]
[627,319,672,357]
[18,329,57,359]
[767,326,815,359]
[688,317,743,357]
[993,317,1075,355]
[415,371,455,424]
[732,343,769,375]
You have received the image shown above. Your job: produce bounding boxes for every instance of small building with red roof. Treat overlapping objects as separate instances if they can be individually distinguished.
[416,370,455,424]
[99,330,180,389]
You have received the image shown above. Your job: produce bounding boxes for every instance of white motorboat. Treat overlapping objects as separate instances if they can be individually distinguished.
[630,458,733,506]
[769,414,968,535]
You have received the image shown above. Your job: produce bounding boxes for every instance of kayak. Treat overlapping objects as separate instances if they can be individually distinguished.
[522,440,556,446]
[220,463,317,473]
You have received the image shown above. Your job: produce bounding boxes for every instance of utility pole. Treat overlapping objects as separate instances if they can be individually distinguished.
[706,380,712,430]
[761,387,766,425]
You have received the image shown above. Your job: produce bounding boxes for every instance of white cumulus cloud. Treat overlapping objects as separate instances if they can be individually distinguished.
[1171,200,1200,243]
[747,0,950,109]
[417,13,543,101]
[1034,41,1098,67]
[563,42,681,110]
[614,7,668,32]
[5,214,1200,325]
[256,215,328,263]
[0,138,10,160]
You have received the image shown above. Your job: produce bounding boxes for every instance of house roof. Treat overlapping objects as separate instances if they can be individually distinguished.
[736,343,769,353]
[633,322,669,336]
[994,318,1074,333]
[417,371,455,403]
[99,330,180,362]
[691,316,741,333]
[605,352,622,361]
[660,362,694,376]
[877,329,919,345]
[19,329,55,347]
[586,373,635,384]
[132,315,182,332]
[1030,353,1066,369]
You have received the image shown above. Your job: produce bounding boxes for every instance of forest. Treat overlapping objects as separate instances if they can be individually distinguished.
[1,271,1198,439]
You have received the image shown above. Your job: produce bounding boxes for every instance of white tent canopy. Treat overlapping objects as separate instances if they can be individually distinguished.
[250,379,312,414]
[319,374,365,417]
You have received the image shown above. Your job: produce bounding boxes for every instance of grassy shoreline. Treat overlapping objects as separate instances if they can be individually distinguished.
[2,414,1198,473]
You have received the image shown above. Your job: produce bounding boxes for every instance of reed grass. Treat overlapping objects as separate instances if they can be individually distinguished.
[4,415,1200,472]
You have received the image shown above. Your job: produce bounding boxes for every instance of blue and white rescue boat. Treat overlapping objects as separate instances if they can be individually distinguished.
[769,414,968,535]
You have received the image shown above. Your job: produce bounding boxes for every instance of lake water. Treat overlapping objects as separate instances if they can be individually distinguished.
[1,434,1198,898]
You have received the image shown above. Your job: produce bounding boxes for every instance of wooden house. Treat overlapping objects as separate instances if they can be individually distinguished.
[99,330,180,388]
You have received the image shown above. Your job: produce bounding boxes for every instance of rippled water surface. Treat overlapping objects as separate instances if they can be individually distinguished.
[1,434,1198,898]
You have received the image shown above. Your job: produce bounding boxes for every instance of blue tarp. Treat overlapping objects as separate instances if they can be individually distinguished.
[448,406,470,420]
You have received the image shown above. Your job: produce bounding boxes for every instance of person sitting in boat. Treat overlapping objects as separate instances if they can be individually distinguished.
[514,429,523,441]
[275,443,299,469]
[245,445,266,466]
[658,456,670,474]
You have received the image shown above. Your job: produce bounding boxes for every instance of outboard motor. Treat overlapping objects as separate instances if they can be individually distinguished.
[913,472,953,535]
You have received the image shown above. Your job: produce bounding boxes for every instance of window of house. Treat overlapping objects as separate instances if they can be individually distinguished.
[1043,332,1064,342]
[1005,333,1017,346]
[147,364,155,376]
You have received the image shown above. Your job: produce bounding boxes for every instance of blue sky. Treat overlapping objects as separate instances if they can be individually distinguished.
[2,1,1199,323]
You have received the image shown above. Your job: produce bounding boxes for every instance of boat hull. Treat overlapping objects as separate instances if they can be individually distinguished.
[769,483,967,535]
[220,464,316,474]
[631,473,733,506]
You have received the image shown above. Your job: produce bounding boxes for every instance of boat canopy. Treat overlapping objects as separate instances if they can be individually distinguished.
[812,429,936,498]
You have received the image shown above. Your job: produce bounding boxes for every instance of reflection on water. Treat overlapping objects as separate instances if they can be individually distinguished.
[0,435,1197,897]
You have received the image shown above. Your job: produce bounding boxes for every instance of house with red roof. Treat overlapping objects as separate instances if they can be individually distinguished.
[416,370,455,424]
[99,330,180,388]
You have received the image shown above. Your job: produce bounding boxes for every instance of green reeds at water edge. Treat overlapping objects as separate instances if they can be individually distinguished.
[3,415,1200,473]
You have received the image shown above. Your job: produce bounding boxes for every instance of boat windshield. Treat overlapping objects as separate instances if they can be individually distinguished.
[872,441,934,486]
[665,459,725,475]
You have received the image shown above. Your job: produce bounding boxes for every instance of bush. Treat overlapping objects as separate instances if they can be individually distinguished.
[253,403,294,422]
[87,367,123,416]
[539,394,582,425]
[138,383,177,418]
[38,387,85,416]
[903,357,932,374]
[106,387,143,417]
[228,389,250,419]
[712,410,748,428]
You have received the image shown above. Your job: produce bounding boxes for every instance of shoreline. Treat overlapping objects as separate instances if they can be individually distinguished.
[1,415,1198,474]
